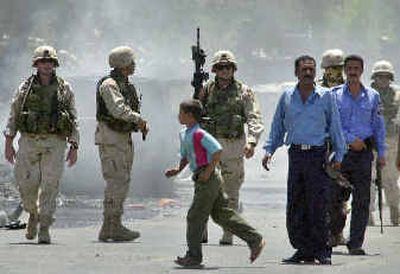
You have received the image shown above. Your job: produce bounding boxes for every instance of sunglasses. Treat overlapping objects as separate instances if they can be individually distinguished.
[215,64,233,71]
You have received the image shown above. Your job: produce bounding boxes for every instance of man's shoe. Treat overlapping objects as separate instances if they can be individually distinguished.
[219,239,233,245]
[174,255,202,268]
[282,251,314,264]
[250,239,266,263]
[348,247,366,255]
[316,256,332,265]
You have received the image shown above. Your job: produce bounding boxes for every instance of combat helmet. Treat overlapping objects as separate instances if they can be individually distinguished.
[211,50,237,72]
[372,60,394,80]
[321,49,344,69]
[108,46,135,69]
[32,45,59,67]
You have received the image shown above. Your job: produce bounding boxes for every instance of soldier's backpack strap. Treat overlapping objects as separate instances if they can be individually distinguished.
[20,75,35,112]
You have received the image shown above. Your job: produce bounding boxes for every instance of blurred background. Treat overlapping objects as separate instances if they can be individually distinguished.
[1,0,398,213]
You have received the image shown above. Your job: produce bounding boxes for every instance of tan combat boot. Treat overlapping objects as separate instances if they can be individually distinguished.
[109,215,140,242]
[390,206,399,226]
[98,215,113,242]
[38,225,51,244]
[25,213,38,240]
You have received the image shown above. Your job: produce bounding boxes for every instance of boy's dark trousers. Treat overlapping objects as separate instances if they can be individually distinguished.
[186,167,262,262]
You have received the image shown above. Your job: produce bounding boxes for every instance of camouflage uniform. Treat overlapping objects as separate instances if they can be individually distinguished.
[201,50,264,244]
[3,46,79,243]
[319,49,352,246]
[370,60,400,226]
[96,46,146,241]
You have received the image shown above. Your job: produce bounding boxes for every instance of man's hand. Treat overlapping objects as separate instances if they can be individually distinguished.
[5,142,16,164]
[378,156,386,168]
[66,147,78,167]
[262,153,272,171]
[165,168,180,178]
[244,143,255,159]
[349,138,366,151]
[332,161,341,171]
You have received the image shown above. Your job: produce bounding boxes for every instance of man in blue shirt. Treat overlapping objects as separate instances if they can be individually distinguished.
[263,55,346,265]
[333,55,386,255]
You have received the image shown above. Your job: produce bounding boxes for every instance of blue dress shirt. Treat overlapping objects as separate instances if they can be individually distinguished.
[263,84,346,162]
[333,83,386,157]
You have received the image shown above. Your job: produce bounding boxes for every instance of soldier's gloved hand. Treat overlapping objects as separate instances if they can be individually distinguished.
[262,153,272,171]
[244,143,255,159]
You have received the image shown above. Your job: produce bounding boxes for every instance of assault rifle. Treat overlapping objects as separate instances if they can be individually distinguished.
[191,27,209,99]
[375,161,384,234]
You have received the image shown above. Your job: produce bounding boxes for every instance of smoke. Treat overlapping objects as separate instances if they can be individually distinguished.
[1,0,400,199]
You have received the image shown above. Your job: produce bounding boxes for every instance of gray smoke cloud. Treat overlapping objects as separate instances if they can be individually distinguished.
[1,0,399,199]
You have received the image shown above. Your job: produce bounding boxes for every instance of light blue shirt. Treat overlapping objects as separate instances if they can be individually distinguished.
[180,123,222,172]
[333,83,386,157]
[263,84,346,162]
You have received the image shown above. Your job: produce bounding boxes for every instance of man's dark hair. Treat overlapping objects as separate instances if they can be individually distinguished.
[180,99,204,122]
[294,55,316,71]
[344,54,364,69]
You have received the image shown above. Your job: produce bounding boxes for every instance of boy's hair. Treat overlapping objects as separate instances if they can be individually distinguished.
[179,99,204,121]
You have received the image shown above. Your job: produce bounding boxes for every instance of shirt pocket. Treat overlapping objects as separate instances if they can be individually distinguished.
[359,102,373,124]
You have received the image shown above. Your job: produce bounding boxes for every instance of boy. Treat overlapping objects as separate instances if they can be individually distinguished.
[165,99,265,267]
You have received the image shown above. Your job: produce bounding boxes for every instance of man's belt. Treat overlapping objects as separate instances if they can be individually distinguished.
[291,144,326,151]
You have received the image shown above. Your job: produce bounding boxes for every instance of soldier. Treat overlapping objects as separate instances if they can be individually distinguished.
[334,55,386,255]
[319,49,352,247]
[199,50,264,245]
[96,46,148,242]
[369,60,400,226]
[3,45,79,244]
[263,55,345,265]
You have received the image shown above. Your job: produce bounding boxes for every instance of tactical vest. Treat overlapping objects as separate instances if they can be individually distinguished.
[16,75,73,135]
[96,71,141,133]
[372,82,399,136]
[201,79,246,139]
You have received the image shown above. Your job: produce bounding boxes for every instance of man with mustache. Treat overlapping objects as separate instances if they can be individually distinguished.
[333,55,386,255]
[263,55,345,265]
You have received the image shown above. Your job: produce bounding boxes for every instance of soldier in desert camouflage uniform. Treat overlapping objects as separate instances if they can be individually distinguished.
[319,49,352,246]
[3,45,79,244]
[96,46,148,242]
[199,50,264,245]
[369,60,400,226]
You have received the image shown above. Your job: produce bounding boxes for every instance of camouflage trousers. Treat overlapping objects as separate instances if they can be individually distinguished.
[370,137,400,211]
[98,141,134,217]
[14,134,66,224]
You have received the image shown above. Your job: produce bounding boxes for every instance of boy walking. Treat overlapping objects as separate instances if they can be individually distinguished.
[165,99,265,267]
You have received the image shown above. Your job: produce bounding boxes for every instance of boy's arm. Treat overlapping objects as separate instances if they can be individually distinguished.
[165,158,189,177]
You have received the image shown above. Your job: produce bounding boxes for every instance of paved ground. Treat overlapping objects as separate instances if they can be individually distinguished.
[1,204,399,274]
